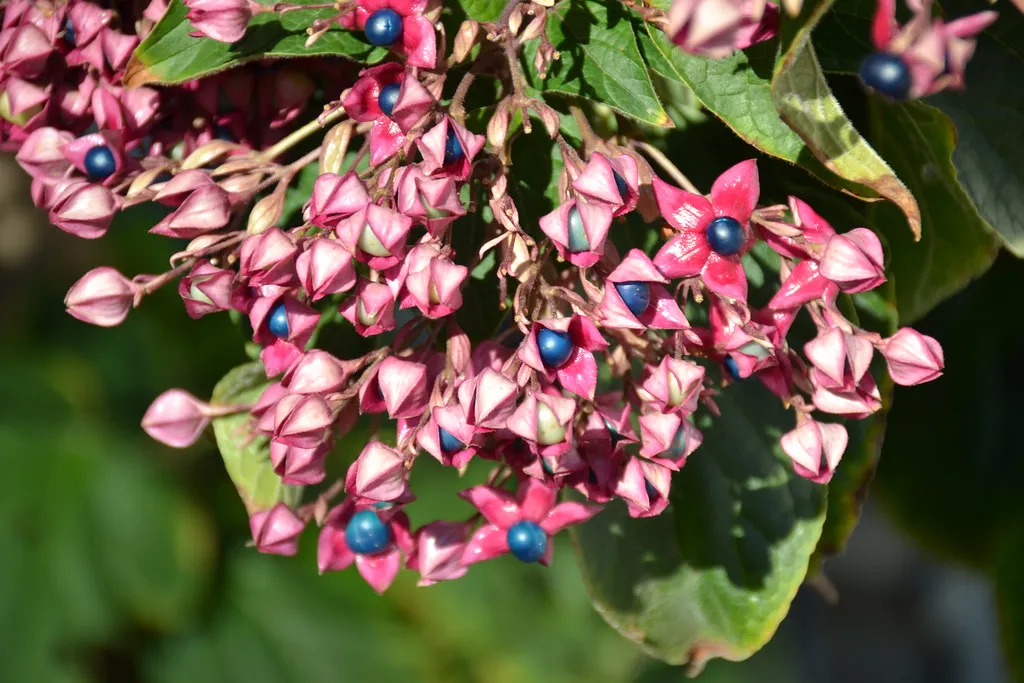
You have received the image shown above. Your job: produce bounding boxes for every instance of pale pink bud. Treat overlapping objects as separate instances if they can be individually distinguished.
[15,127,72,180]
[375,357,430,420]
[338,280,396,337]
[249,503,305,556]
[409,521,469,586]
[457,368,519,430]
[804,327,874,387]
[49,182,117,239]
[65,266,137,327]
[780,417,848,484]
[452,20,478,62]
[141,389,210,448]
[273,393,334,449]
[3,24,53,78]
[238,227,298,287]
[345,441,409,501]
[641,356,705,414]
[185,0,253,43]
[282,350,351,394]
[305,172,368,227]
[404,257,468,318]
[270,440,327,486]
[819,228,886,293]
[295,237,356,300]
[150,185,232,239]
[878,327,944,386]
[153,169,215,206]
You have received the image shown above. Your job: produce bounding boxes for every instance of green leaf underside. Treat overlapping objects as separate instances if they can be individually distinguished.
[458,0,506,21]
[869,101,999,324]
[523,0,671,127]
[771,1,921,238]
[572,380,826,674]
[127,0,386,86]
[211,363,302,514]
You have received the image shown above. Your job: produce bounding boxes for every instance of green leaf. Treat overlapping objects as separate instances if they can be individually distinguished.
[869,101,999,324]
[573,381,826,674]
[211,363,302,514]
[927,6,1024,258]
[770,1,921,237]
[523,0,671,127]
[458,0,506,21]
[125,0,386,87]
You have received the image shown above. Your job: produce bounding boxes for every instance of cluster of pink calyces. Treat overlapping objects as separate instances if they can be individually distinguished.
[5,0,953,595]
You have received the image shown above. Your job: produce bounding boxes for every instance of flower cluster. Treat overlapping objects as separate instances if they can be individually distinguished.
[6,0,954,595]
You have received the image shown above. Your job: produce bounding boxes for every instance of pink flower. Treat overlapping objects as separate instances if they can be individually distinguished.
[600,249,687,330]
[818,228,886,293]
[668,0,779,58]
[339,280,397,336]
[342,0,437,68]
[518,315,608,400]
[571,152,639,217]
[305,172,369,228]
[780,417,848,484]
[343,65,435,166]
[539,199,613,268]
[460,478,601,566]
[141,389,210,448]
[652,159,759,302]
[249,503,305,556]
[877,327,944,386]
[317,500,414,593]
[615,457,672,518]
[415,116,484,181]
[179,260,234,319]
[184,0,255,43]
[640,355,705,414]
[335,203,412,271]
[870,0,996,98]
[395,164,465,235]
[407,521,469,586]
[64,266,137,327]
[270,440,328,486]
[295,237,357,301]
[345,441,409,501]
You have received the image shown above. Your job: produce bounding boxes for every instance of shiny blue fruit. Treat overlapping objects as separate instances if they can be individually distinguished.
[724,355,742,381]
[267,302,289,338]
[612,169,628,199]
[345,509,392,555]
[364,8,403,46]
[506,520,547,563]
[705,216,744,256]
[84,145,116,180]
[537,327,573,369]
[64,18,76,46]
[378,82,401,117]
[859,51,912,101]
[443,130,464,166]
[614,281,651,316]
[438,427,465,454]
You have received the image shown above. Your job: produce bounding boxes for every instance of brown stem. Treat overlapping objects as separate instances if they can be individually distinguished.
[569,104,601,152]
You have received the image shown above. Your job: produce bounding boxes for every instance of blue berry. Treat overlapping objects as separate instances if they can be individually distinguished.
[438,427,465,454]
[859,51,912,101]
[84,145,117,180]
[364,8,403,46]
[614,281,651,316]
[645,480,659,501]
[345,509,392,555]
[604,419,625,448]
[378,82,401,117]
[705,216,744,256]
[506,520,547,563]
[724,355,742,381]
[566,206,589,252]
[612,170,628,199]
[267,302,290,338]
[64,18,76,46]
[537,327,573,369]
[443,130,464,166]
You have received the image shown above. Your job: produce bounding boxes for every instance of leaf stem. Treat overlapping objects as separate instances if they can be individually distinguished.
[259,106,347,162]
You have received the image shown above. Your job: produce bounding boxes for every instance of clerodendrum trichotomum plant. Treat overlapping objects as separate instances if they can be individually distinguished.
[4,0,1016,672]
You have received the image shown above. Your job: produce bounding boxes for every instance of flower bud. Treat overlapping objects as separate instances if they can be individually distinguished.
[239,227,298,287]
[319,122,352,175]
[295,237,356,300]
[878,327,944,386]
[487,100,512,149]
[819,228,886,293]
[375,356,430,419]
[141,389,211,448]
[453,20,479,63]
[246,192,283,235]
[65,266,136,327]
[15,127,73,180]
[49,182,117,239]
[270,440,328,486]
[273,393,334,449]
[339,280,397,336]
[282,350,351,394]
[306,172,369,227]
[181,139,240,170]
[408,521,469,586]
[345,441,409,501]
[150,185,232,239]
[780,417,848,484]
[178,260,234,319]
[249,503,304,556]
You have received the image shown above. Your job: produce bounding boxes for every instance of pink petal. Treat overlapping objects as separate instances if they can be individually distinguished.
[517,478,558,522]
[355,548,402,594]
[540,501,601,534]
[460,486,521,528]
[556,347,598,400]
[701,253,748,301]
[653,231,709,279]
[461,524,510,566]
[709,159,758,223]
[652,176,714,233]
